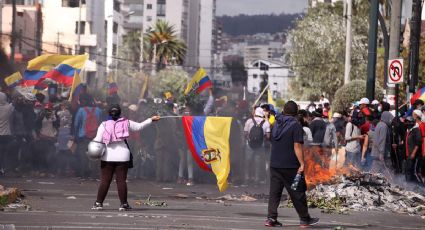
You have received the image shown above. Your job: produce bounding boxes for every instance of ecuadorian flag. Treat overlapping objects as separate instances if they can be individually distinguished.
[182,116,232,192]
[184,67,212,95]
[24,54,88,88]
[4,72,23,88]
[69,71,86,110]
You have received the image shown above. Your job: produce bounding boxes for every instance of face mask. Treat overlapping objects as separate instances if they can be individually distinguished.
[378,106,382,112]
[34,109,41,114]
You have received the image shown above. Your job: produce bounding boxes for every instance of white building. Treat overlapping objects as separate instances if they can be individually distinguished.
[41,0,107,87]
[246,59,294,100]
[309,0,341,8]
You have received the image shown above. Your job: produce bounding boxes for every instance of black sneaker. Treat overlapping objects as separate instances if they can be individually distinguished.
[264,218,283,227]
[91,202,103,210]
[300,217,319,228]
[118,203,132,211]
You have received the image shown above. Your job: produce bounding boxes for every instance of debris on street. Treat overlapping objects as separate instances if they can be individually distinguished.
[0,185,21,209]
[211,194,257,202]
[300,172,425,217]
[135,195,167,207]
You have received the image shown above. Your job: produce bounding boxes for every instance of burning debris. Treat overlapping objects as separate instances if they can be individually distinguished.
[304,172,425,217]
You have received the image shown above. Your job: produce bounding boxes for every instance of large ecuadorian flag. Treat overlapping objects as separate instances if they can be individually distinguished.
[24,54,88,87]
[182,116,232,192]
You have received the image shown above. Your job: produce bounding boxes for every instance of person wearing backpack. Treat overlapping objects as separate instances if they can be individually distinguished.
[74,94,102,177]
[344,110,364,167]
[243,107,271,184]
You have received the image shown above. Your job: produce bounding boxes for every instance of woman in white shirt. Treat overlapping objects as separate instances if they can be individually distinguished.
[92,104,160,211]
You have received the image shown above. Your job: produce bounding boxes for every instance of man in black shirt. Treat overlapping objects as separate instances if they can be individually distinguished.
[265,101,319,227]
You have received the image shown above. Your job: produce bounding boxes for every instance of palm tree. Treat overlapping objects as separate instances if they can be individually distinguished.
[144,20,187,70]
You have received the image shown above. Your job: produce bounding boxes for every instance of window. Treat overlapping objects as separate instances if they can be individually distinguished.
[157,0,166,16]
[112,44,117,56]
[147,4,152,9]
[6,0,35,5]
[147,16,152,22]
[75,21,86,34]
[253,74,258,79]
[113,0,121,12]
[62,0,85,7]
[104,20,108,42]
[113,22,118,34]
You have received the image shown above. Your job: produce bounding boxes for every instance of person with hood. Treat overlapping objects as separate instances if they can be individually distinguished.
[370,111,394,174]
[92,104,160,211]
[265,101,319,228]
[0,92,13,175]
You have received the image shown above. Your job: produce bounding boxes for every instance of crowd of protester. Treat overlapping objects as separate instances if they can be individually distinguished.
[1,86,423,187]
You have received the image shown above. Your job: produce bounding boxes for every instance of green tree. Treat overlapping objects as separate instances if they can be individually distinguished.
[333,80,384,112]
[144,20,187,70]
[288,1,370,100]
[151,69,189,100]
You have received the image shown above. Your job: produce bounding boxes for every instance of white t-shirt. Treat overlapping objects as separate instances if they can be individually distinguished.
[244,117,271,134]
[93,119,152,162]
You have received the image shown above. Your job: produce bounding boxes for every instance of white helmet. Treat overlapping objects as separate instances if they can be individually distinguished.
[87,141,105,160]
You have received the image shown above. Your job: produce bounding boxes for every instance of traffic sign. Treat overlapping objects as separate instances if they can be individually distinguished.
[388,58,403,84]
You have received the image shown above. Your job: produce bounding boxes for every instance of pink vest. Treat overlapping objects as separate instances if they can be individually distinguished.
[102,118,130,145]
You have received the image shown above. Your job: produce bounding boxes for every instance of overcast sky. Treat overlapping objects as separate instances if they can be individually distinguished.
[216,0,308,16]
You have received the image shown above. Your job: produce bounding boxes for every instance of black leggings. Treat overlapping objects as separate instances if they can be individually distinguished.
[96,161,129,204]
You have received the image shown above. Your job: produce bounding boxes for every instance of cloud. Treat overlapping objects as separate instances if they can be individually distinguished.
[216,0,308,16]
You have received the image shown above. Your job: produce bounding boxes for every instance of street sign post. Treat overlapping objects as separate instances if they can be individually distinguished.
[388,58,403,84]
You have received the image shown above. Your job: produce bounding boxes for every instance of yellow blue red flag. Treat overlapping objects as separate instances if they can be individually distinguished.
[182,116,232,192]
[24,54,87,88]
[184,67,212,95]
[107,74,118,96]
[4,72,23,88]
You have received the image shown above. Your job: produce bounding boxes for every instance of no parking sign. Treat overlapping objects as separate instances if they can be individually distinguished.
[388,59,404,84]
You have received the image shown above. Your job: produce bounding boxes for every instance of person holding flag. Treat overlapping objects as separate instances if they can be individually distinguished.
[91,104,160,211]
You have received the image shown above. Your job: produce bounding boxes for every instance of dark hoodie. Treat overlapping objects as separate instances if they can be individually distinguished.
[371,111,394,158]
[270,114,304,168]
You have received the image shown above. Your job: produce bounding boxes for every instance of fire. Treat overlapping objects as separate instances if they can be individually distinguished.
[304,147,356,188]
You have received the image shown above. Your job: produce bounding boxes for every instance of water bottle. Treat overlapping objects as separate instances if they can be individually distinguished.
[291,173,303,191]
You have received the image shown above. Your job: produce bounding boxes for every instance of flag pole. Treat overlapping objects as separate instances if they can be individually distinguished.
[252,84,269,108]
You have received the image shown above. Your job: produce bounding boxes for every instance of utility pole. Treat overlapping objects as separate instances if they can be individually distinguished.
[366,0,379,100]
[56,32,63,54]
[35,1,42,56]
[10,0,16,65]
[343,0,352,85]
[388,0,402,117]
[408,0,422,93]
[76,0,82,54]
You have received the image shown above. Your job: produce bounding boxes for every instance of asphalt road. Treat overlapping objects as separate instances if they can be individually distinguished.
[0,177,424,230]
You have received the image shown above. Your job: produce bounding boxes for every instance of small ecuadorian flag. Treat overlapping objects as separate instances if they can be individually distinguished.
[182,116,232,192]
[184,67,212,95]
[4,72,23,88]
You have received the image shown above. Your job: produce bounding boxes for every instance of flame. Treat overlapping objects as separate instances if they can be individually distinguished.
[304,147,355,188]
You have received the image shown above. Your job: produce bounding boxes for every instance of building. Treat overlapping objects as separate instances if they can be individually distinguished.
[41,0,107,87]
[243,41,284,66]
[246,59,294,100]
[1,0,41,62]
[121,0,143,32]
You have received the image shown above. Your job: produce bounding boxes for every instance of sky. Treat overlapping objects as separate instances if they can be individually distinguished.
[216,0,308,16]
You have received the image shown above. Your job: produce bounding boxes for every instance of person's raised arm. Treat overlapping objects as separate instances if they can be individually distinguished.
[129,116,160,132]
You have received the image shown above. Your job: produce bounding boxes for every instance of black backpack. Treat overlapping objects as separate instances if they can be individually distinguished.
[248,118,265,149]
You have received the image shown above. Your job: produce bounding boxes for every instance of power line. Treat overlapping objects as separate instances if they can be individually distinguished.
[2,32,367,70]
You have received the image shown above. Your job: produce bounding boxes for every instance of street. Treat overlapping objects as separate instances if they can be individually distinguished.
[1,177,424,230]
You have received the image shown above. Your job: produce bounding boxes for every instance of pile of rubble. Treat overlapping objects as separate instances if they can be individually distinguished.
[306,172,425,217]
